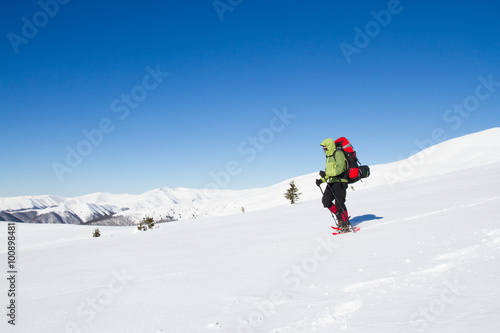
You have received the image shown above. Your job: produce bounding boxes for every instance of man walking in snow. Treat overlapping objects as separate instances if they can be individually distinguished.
[316,138,350,232]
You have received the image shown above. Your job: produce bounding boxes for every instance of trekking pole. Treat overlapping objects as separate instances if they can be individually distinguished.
[318,183,340,228]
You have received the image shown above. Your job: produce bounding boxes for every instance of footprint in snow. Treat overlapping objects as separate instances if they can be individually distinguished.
[332,299,363,322]
[207,322,222,329]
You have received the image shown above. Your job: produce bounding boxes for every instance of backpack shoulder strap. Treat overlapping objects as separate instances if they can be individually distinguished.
[334,149,349,180]
[333,148,345,160]
[333,149,349,170]
[329,148,340,161]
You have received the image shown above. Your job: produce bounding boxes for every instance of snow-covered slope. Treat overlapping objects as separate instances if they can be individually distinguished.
[2,128,499,225]
[1,128,500,333]
[362,127,500,189]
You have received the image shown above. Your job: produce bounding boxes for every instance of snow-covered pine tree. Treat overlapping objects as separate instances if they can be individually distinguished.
[284,180,302,204]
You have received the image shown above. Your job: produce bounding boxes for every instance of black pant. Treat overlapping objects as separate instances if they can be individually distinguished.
[322,182,348,213]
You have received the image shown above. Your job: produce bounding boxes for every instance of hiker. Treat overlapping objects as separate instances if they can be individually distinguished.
[316,138,350,232]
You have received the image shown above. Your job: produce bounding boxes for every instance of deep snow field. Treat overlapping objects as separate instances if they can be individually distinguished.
[1,128,500,333]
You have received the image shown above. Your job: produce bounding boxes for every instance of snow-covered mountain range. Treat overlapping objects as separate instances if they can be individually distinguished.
[1,127,499,225]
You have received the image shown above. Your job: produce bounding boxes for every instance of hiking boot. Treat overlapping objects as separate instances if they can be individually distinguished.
[340,222,350,233]
[340,210,351,232]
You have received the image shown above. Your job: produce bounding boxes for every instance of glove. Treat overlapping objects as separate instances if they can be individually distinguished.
[319,171,326,178]
[315,179,323,186]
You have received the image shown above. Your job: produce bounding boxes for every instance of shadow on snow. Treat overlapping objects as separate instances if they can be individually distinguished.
[350,214,383,227]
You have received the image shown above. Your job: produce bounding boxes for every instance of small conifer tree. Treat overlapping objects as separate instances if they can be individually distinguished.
[144,217,155,229]
[93,228,101,237]
[284,180,302,204]
[138,217,155,231]
[137,221,146,231]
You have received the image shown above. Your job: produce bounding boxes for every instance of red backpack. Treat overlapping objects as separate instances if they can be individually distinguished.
[334,137,370,184]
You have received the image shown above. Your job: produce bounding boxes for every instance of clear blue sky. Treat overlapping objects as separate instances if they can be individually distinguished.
[1,0,499,197]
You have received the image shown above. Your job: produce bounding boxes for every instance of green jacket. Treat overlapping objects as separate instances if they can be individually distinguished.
[320,138,348,183]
